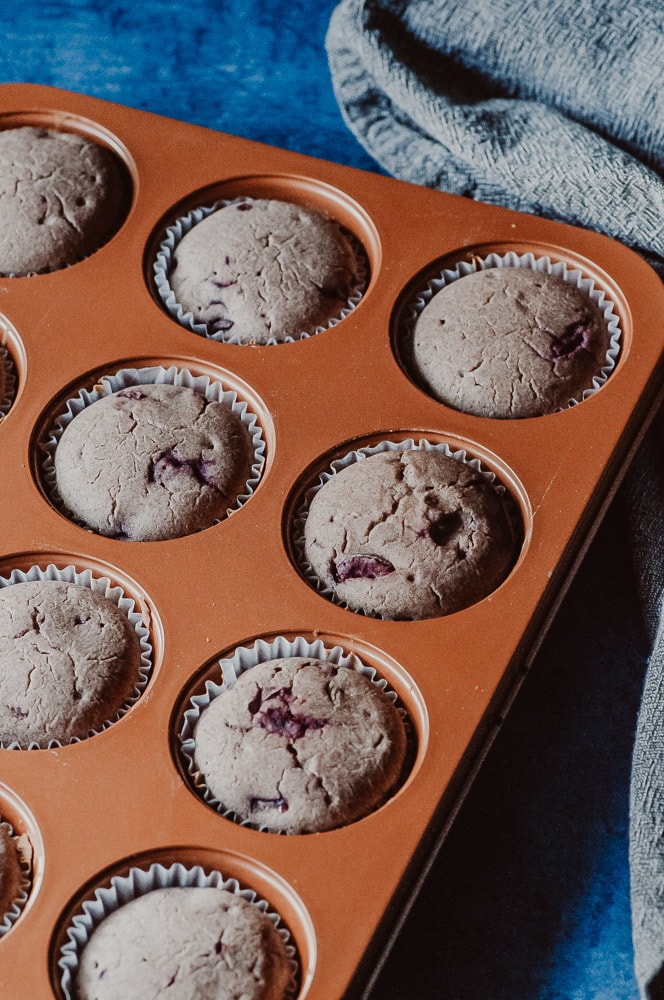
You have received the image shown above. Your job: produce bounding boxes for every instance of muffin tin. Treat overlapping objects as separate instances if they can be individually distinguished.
[1,83,664,999]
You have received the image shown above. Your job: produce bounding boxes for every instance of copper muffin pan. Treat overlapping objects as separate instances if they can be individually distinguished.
[1,84,664,1000]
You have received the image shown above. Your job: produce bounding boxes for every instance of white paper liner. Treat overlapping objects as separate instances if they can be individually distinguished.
[0,562,153,750]
[153,197,368,345]
[40,365,266,535]
[402,251,622,411]
[291,437,517,619]
[58,861,299,1000]
[0,346,16,420]
[0,819,32,937]
[179,634,411,831]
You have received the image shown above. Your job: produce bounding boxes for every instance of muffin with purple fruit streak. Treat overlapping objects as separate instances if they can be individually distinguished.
[301,445,520,620]
[53,383,255,541]
[161,197,362,345]
[192,656,408,834]
[408,265,613,418]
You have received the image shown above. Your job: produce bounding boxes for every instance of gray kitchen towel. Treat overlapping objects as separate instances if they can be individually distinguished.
[325,1,664,995]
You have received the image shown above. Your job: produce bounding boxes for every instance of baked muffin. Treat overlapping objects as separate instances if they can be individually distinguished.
[192,656,407,834]
[0,349,15,419]
[0,125,129,275]
[0,580,142,746]
[302,447,520,620]
[0,824,23,926]
[75,886,292,1000]
[165,197,360,344]
[408,266,612,418]
[53,383,255,541]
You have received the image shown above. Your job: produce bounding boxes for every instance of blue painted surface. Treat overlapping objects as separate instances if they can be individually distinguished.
[0,1,380,170]
[0,3,644,997]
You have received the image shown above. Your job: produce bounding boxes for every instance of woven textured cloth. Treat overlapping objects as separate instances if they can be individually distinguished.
[326,1,664,996]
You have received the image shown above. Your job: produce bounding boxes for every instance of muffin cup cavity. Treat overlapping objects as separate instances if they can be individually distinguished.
[40,364,266,536]
[0,562,152,750]
[291,437,524,619]
[153,197,368,345]
[397,251,622,415]
[179,634,414,832]
[57,860,300,1000]
[0,818,32,937]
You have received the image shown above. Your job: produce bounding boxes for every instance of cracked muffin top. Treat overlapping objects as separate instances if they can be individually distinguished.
[192,656,408,834]
[75,886,292,1000]
[0,125,129,275]
[166,197,360,344]
[0,580,142,746]
[302,448,520,620]
[408,267,611,418]
[53,383,255,541]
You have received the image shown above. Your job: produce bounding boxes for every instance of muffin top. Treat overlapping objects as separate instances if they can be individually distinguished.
[166,197,360,344]
[54,383,256,541]
[0,824,23,923]
[192,656,407,834]
[302,448,520,620]
[0,580,142,746]
[75,886,292,1000]
[409,267,612,418]
[0,126,129,275]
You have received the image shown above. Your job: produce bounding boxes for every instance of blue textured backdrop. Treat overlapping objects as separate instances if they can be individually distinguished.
[1,1,380,169]
[0,3,646,997]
